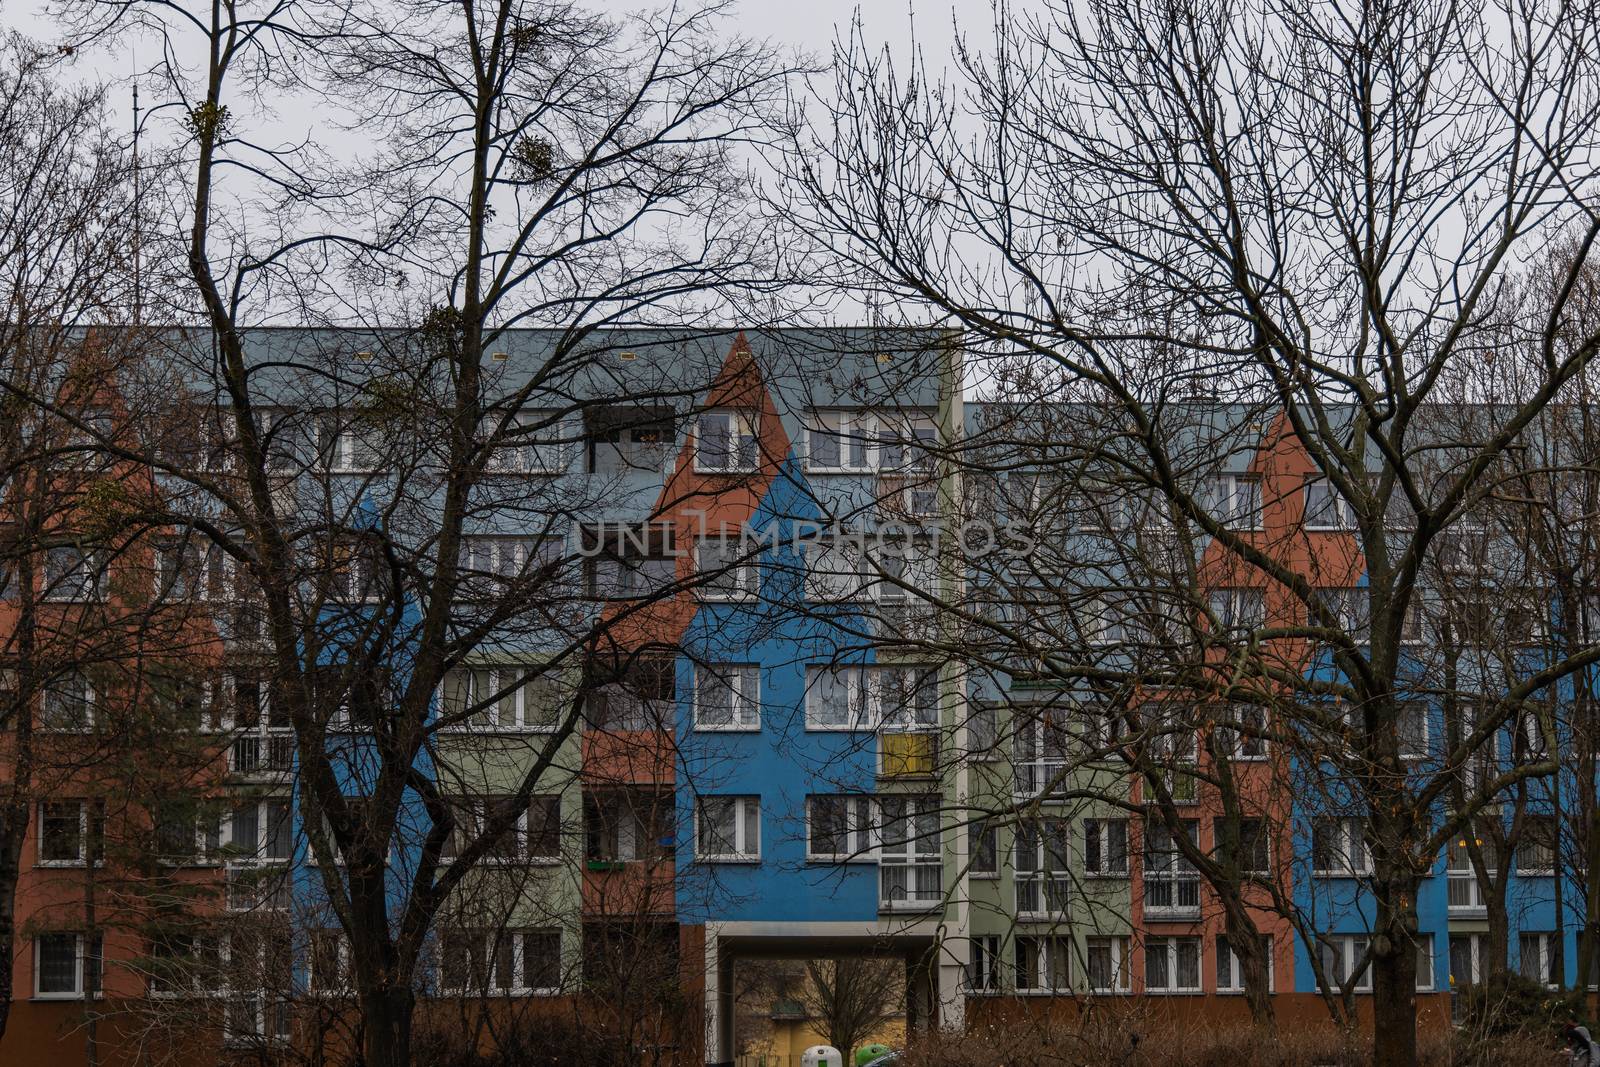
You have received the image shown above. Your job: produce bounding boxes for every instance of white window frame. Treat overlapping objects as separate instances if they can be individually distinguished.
[803,665,934,732]
[694,409,760,474]
[1446,838,1494,915]
[1083,817,1129,877]
[437,928,562,997]
[1083,592,1126,646]
[1518,931,1560,989]
[1212,473,1263,531]
[804,795,875,862]
[967,935,1003,993]
[39,672,94,732]
[1013,817,1071,920]
[43,546,105,602]
[1208,587,1265,634]
[694,537,758,602]
[693,664,760,731]
[1145,936,1203,994]
[1515,814,1558,877]
[1312,586,1370,643]
[695,796,760,862]
[1014,935,1072,994]
[1310,816,1371,877]
[484,410,567,475]
[1397,701,1429,761]
[309,929,352,995]
[1216,704,1269,761]
[439,667,560,733]
[1449,931,1485,988]
[803,538,866,602]
[1303,477,1356,531]
[1216,935,1274,993]
[36,799,102,867]
[34,933,103,999]
[1142,820,1201,917]
[1320,935,1372,993]
[1086,935,1132,993]
[805,410,936,474]
[1416,936,1435,991]
[878,793,943,911]
[322,417,382,474]
[441,795,561,866]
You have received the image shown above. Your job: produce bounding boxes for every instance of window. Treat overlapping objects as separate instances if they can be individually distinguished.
[1319,935,1371,992]
[1146,937,1202,993]
[584,791,672,863]
[1011,706,1071,797]
[587,657,675,732]
[1303,477,1356,530]
[154,800,222,863]
[1416,936,1435,991]
[967,935,1002,992]
[1217,704,1268,760]
[879,794,942,910]
[1514,710,1550,762]
[693,665,760,730]
[968,705,1000,760]
[1221,817,1270,874]
[1147,720,1198,803]
[696,797,759,861]
[484,410,566,474]
[227,677,294,773]
[585,406,674,474]
[459,536,563,600]
[310,930,351,993]
[441,796,561,863]
[1397,702,1428,760]
[695,410,759,473]
[694,538,758,601]
[35,933,103,998]
[1208,588,1265,633]
[582,524,676,600]
[1217,935,1273,993]
[1211,474,1262,530]
[806,410,935,473]
[804,666,935,731]
[1516,815,1557,876]
[1014,817,1071,919]
[1143,821,1200,915]
[1450,932,1484,987]
[440,667,561,731]
[322,537,385,603]
[1446,836,1495,913]
[38,800,104,865]
[1015,936,1071,993]
[1311,816,1369,876]
[319,415,382,473]
[44,546,105,601]
[803,538,865,602]
[1519,932,1559,988]
[224,995,293,1047]
[806,795,874,862]
[1083,592,1126,646]
[971,819,998,877]
[40,672,93,731]
[1311,586,1369,643]
[1083,818,1129,876]
[1086,936,1132,992]
[439,928,562,995]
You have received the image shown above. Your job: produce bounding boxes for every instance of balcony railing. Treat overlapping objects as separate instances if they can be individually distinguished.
[1143,873,1200,916]
[230,733,295,776]
[1447,871,1490,916]
[1016,874,1071,919]
[880,731,939,778]
[880,861,943,911]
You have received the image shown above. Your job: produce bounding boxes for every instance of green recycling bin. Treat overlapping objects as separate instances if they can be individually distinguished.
[855,1044,892,1067]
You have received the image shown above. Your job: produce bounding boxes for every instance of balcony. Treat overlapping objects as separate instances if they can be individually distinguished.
[229,733,294,777]
[1143,873,1200,918]
[880,731,939,778]
[1447,871,1490,917]
[880,861,943,912]
[1016,874,1071,920]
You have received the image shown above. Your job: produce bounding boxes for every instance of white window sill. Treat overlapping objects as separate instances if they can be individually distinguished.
[33,992,103,1001]
[693,723,762,733]
[693,464,761,476]
[804,723,868,732]
[805,856,877,865]
[697,855,760,864]
[1145,989,1206,996]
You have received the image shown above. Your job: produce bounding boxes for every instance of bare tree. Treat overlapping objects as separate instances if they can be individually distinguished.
[801,958,903,1061]
[782,2,1600,1063]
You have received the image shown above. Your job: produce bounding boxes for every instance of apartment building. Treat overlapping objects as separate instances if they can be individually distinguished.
[0,327,1593,1065]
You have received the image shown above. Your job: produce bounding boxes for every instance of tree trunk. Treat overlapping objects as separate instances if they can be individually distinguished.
[361,986,415,1067]
[1370,878,1420,1067]
[1221,903,1275,1029]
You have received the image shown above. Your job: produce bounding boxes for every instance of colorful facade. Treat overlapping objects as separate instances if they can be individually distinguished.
[0,328,1594,1065]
